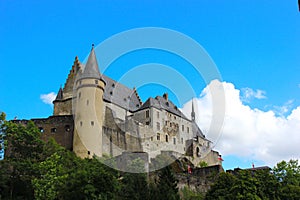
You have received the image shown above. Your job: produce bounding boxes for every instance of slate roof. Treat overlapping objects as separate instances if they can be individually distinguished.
[80,46,101,80]
[54,87,63,101]
[191,121,205,138]
[102,75,142,112]
[138,95,189,121]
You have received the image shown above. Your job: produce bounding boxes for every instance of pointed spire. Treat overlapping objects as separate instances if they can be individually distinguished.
[55,86,63,101]
[81,44,101,79]
[191,98,195,122]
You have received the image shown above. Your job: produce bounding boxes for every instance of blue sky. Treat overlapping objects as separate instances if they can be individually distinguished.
[0,1,299,169]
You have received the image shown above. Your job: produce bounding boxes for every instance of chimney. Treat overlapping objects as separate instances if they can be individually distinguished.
[163,93,168,101]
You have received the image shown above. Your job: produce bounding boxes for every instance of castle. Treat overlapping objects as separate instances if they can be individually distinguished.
[13,46,222,168]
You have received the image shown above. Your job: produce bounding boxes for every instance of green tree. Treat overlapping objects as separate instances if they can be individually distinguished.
[32,152,69,200]
[0,117,45,199]
[181,186,204,200]
[205,172,236,200]
[230,170,261,200]
[273,159,300,200]
[254,169,280,200]
[120,158,149,200]
[156,165,180,200]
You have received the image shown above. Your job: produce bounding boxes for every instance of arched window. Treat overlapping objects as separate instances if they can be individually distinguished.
[157,133,160,141]
[196,147,200,157]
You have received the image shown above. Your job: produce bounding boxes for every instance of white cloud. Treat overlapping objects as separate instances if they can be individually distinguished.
[40,92,56,105]
[241,87,266,102]
[181,80,300,167]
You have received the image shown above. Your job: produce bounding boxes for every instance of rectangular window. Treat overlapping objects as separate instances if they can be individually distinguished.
[157,111,159,119]
[156,122,160,130]
[146,110,150,118]
[173,137,176,145]
[166,135,169,142]
[187,127,189,133]
[146,121,150,125]
[157,133,160,141]
[91,121,94,126]
[181,138,183,144]
[182,125,184,131]
[151,137,153,141]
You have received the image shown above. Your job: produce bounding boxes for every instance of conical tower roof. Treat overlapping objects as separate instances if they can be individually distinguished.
[54,86,63,101]
[80,45,101,79]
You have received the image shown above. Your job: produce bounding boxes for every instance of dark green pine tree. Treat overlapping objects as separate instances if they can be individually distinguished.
[120,172,149,200]
[157,165,180,200]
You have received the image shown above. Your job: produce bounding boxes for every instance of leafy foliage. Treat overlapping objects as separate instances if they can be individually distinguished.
[205,160,300,200]
[156,165,180,200]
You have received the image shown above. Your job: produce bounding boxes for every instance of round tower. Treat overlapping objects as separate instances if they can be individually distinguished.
[73,45,106,158]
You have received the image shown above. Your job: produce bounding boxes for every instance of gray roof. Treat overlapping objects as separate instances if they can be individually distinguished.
[102,75,142,112]
[138,96,189,121]
[80,47,101,80]
[54,87,63,101]
[191,121,205,138]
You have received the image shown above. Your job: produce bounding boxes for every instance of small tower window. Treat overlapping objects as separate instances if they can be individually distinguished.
[157,133,160,141]
[51,128,57,133]
[110,91,113,95]
[181,138,183,144]
[145,110,150,118]
[182,125,184,131]
[80,121,83,126]
[78,92,81,99]
[87,100,89,106]
[91,121,94,126]
[151,137,153,141]
[166,135,169,142]
[173,137,176,145]
[157,111,159,119]
[112,83,115,88]
[88,151,90,155]
[187,127,189,133]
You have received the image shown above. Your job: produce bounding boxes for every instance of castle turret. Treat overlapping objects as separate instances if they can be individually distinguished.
[73,45,106,158]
